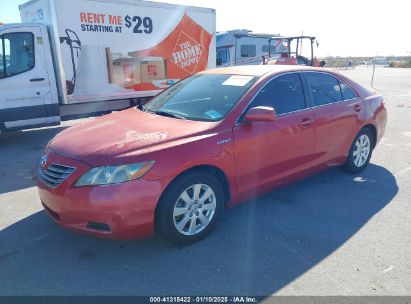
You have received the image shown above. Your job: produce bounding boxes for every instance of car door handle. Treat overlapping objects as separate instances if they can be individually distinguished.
[300,118,313,128]
[30,78,45,82]
[354,104,361,112]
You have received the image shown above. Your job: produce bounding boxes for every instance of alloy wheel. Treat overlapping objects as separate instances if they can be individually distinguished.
[172,183,217,236]
[353,134,371,167]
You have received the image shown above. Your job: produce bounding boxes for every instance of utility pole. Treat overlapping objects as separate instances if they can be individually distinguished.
[371,52,378,88]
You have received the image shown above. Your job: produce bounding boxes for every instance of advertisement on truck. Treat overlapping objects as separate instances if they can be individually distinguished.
[19,0,215,103]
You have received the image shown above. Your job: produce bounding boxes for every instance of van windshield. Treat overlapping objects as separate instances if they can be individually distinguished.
[143,74,256,122]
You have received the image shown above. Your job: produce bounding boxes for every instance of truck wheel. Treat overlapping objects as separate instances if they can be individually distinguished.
[155,172,224,245]
[343,128,374,173]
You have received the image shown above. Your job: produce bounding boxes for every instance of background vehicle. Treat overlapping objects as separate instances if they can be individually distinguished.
[0,0,216,132]
[216,29,281,66]
[37,65,387,245]
[264,36,326,67]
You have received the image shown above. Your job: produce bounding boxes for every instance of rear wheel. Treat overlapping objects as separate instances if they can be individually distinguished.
[156,172,224,245]
[343,128,374,173]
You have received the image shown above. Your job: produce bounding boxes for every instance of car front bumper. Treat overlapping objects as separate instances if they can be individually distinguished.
[36,149,171,240]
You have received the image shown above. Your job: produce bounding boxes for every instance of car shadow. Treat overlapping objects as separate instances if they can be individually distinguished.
[0,126,67,194]
[0,163,397,295]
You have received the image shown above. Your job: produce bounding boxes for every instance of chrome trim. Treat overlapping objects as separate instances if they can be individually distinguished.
[308,97,359,110]
[47,165,73,174]
[38,163,76,188]
[41,169,62,179]
[275,107,312,117]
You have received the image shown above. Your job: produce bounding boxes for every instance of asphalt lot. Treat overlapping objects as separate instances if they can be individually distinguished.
[0,66,410,296]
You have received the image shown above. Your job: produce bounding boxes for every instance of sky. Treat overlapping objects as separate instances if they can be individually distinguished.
[1,0,410,57]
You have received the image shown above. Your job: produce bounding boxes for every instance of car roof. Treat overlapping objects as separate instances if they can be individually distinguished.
[200,65,322,77]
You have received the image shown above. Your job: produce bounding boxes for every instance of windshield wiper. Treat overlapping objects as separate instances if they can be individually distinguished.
[138,104,148,112]
[138,104,186,120]
[138,104,158,115]
[154,110,186,120]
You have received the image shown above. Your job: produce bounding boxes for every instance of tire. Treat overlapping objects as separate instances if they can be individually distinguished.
[343,128,374,173]
[155,172,224,245]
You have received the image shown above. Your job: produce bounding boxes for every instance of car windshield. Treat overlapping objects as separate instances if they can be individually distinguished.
[143,73,257,122]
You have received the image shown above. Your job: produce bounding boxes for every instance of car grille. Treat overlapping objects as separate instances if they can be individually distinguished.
[39,163,76,188]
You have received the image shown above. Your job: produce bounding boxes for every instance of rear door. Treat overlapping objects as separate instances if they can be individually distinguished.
[302,71,364,164]
[0,25,57,131]
[216,48,230,66]
[233,72,315,195]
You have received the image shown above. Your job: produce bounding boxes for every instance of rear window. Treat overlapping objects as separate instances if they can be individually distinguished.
[340,82,358,100]
[304,72,343,106]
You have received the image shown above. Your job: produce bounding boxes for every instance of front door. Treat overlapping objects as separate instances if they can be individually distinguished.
[0,25,56,131]
[233,72,316,195]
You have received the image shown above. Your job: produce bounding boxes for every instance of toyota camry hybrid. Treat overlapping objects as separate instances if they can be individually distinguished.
[37,65,387,244]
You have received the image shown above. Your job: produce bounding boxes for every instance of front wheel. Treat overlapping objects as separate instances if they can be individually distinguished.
[155,172,224,245]
[343,128,374,173]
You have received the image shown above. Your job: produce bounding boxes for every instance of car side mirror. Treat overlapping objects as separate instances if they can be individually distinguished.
[244,106,276,122]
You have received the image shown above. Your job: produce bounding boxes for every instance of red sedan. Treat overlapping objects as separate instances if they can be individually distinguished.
[37,65,387,244]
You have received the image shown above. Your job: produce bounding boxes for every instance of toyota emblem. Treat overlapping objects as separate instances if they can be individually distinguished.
[40,154,48,169]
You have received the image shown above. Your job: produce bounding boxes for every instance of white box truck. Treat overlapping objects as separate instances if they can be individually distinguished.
[0,0,216,132]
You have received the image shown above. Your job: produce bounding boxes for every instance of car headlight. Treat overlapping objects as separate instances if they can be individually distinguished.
[75,161,155,186]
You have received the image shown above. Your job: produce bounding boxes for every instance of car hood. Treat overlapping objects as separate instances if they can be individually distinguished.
[49,108,217,166]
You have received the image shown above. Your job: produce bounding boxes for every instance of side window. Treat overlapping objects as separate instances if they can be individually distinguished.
[250,73,306,115]
[241,45,256,58]
[0,32,34,79]
[304,72,343,106]
[339,82,358,100]
[262,45,276,53]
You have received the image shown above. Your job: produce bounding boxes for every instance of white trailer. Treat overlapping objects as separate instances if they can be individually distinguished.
[0,0,216,132]
[216,29,281,67]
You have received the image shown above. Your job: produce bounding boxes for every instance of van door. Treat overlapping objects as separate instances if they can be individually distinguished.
[216,48,230,66]
[0,25,58,131]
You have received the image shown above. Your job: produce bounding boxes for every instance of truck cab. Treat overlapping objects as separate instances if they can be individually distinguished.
[0,23,59,132]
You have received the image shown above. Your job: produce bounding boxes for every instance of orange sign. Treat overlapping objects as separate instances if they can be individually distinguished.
[128,13,212,81]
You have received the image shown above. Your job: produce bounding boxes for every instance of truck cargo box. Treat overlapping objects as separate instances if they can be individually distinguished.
[19,0,216,105]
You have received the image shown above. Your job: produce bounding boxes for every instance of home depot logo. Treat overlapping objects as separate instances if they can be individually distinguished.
[171,31,203,74]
